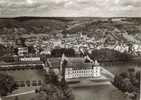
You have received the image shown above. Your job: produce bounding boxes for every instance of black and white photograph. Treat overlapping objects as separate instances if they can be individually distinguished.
[0,0,140,100]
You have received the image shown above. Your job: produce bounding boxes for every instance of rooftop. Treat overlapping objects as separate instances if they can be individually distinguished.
[0,57,98,69]
[48,57,95,68]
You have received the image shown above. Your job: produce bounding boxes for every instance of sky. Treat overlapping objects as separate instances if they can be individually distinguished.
[0,0,141,17]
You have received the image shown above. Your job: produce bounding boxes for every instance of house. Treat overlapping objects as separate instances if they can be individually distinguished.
[18,47,28,56]
[20,57,40,62]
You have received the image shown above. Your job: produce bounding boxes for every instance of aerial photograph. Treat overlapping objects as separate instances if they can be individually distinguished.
[0,0,140,100]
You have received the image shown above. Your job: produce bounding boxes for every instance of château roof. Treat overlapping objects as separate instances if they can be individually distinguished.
[48,57,95,68]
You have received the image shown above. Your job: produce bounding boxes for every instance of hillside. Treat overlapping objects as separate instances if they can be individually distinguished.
[0,17,141,44]
[0,17,69,35]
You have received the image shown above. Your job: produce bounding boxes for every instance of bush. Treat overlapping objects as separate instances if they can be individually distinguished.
[112,69,140,100]
[0,44,7,58]
[0,73,18,96]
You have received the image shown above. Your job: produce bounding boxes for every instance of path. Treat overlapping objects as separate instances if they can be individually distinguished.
[5,90,35,98]
[101,67,115,79]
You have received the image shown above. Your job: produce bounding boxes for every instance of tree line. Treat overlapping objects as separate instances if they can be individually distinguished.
[51,48,75,57]
[112,68,140,100]
[0,73,17,96]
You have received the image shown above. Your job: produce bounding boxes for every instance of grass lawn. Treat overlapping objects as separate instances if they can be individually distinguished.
[0,69,45,81]
[72,84,130,100]
[1,69,45,100]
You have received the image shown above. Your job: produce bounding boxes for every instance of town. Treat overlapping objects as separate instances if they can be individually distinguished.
[0,17,140,100]
[1,31,141,58]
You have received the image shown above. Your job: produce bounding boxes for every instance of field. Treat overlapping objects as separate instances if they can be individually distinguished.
[0,69,45,81]
[73,84,130,100]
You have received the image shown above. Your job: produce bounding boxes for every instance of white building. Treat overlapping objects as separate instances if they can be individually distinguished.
[20,57,40,61]
[132,44,141,55]
[18,47,28,56]
[65,65,101,79]
[48,58,101,80]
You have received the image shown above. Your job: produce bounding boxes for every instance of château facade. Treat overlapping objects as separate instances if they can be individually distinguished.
[64,59,101,79]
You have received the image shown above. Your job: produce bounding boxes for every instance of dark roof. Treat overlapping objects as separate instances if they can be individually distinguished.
[0,57,95,68]
[0,61,43,67]
[48,57,93,68]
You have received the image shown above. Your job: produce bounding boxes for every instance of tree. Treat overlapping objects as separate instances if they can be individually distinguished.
[60,82,74,100]
[14,48,18,55]
[51,48,75,57]
[31,84,64,100]
[28,46,36,54]
[31,70,74,100]
[0,44,7,58]
[135,71,140,86]
[91,48,132,61]
[0,73,18,96]
[112,69,140,100]
[19,37,26,47]
[44,70,59,86]
[40,54,47,64]
[14,96,19,100]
